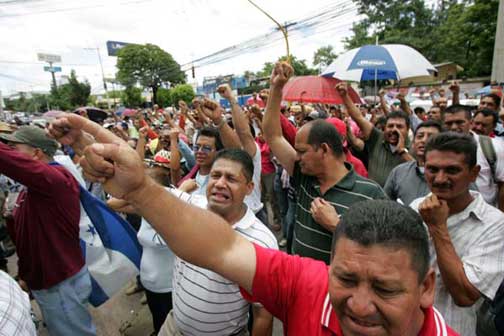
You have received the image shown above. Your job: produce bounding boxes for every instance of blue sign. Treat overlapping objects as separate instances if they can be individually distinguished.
[106,40,131,56]
[44,66,62,72]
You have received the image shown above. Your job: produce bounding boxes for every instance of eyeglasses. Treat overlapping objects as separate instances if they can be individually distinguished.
[193,144,214,154]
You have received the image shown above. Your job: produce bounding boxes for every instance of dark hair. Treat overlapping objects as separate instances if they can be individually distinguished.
[386,110,410,129]
[483,93,501,109]
[213,148,254,182]
[444,104,473,120]
[425,132,477,168]
[414,120,443,137]
[414,107,425,115]
[306,119,344,157]
[331,200,430,282]
[197,127,224,150]
[474,109,498,126]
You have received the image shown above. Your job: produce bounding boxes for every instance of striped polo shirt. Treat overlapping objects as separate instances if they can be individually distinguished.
[169,189,278,335]
[291,162,386,264]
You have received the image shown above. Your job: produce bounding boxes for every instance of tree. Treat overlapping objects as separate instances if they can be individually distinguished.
[344,0,499,77]
[256,55,317,77]
[169,84,195,105]
[313,46,337,72]
[156,88,172,107]
[121,86,144,108]
[116,44,185,104]
[48,70,91,110]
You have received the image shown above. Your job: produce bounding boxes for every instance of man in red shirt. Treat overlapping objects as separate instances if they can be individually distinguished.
[50,113,458,335]
[0,126,95,336]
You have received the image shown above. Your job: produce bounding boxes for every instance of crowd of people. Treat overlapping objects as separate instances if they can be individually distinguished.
[1,60,504,336]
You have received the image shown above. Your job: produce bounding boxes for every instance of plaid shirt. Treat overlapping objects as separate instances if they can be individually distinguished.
[0,271,36,336]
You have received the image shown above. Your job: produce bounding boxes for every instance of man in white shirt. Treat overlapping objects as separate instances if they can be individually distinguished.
[410,132,504,336]
[443,104,504,210]
[164,148,277,336]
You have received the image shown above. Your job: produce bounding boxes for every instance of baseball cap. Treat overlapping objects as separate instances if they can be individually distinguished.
[0,125,58,156]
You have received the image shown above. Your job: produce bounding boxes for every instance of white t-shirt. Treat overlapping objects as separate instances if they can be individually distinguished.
[472,132,504,205]
[137,217,175,293]
[244,143,263,213]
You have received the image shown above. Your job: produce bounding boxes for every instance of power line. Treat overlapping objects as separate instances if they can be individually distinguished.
[0,60,97,66]
[181,1,357,70]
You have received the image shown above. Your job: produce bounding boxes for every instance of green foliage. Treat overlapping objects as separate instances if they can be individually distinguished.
[169,84,195,106]
[156,88,172,107]
[344,0,499,77]
[50,70,91,110]
[116,43,185,103]
[5,93,51,113]
[121,86,144,108]
[256,55,317,78]
[313,46,337,70]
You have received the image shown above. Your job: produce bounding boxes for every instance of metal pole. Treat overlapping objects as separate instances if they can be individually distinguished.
[374,36,379,105]
[49,61,57,90]
[491,0,504,84]
[96,48,112,111]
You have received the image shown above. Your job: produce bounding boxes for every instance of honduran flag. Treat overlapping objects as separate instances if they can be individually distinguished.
[55,156,142,306]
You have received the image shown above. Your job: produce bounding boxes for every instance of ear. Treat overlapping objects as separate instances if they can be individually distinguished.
[245,181,254,196]
[419,268,435,309]
[320,143,330,155]
[470,164,481,182]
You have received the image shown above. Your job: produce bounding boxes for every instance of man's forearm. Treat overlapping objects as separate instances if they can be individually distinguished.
[431,227,480,306]
[252,306,273,336]
[229,97,256,156]
[343,96,373,139]
[125,179,256,292]
[263,86,283,142]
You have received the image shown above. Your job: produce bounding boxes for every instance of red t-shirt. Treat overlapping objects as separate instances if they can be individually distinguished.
[256,138,276,174]
[345,150,368,178]
[0,143,84,290]
[241,244,459,336]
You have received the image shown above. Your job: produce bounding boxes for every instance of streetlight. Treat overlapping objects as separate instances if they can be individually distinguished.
[84,47,111,111]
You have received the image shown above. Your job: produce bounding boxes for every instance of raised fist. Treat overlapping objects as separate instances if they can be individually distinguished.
[335,82,348,97]
[270,62,293,88]
[217,84,234,100]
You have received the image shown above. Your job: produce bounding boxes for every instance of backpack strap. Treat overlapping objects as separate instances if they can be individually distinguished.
[479,135,497,180]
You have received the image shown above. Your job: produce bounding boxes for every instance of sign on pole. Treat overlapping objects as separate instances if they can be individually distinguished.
[44,66,62,72]
[37,53,62,63]
[106,41,131,56]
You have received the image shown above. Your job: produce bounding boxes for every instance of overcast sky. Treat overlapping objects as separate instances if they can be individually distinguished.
[0,0,362,96]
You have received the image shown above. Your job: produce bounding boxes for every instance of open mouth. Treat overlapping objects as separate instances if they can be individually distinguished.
[211,191,230,202]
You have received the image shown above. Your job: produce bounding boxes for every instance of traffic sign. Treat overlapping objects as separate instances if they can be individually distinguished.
[37,53,62,63]
[44,66,62,72]
[106,41,130,56]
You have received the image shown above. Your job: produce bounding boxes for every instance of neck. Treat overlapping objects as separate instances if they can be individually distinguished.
[416,156,425,167]
[410,308,426,335]
[199,165,211,175]
[445,191,474,215]
[222,203,247,225]
[316,159,348,192]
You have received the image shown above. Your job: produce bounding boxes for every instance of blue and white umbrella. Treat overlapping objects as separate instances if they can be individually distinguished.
[322,44,436,82]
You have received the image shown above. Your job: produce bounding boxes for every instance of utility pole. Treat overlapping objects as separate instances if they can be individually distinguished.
[491,0,504,84]
[85,47,111,111]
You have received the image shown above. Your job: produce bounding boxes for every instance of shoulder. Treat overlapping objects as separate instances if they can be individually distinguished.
[353,175,387,198]
[237,212,278,250]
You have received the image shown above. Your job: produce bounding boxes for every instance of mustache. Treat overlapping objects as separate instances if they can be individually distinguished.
[432,182,452,189]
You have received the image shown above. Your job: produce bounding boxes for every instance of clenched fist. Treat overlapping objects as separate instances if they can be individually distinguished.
[270,62,293,88]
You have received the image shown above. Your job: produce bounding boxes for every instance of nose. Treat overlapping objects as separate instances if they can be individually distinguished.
[346,286,376,318]
[433,170,448,184]
[214,176,227,188]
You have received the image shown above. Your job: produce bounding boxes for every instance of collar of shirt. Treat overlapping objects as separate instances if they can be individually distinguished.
[231,206,256,230]
[414,161,425,177]
[320,293,342,334]
[448,191,486,223]
[313,162,357,195]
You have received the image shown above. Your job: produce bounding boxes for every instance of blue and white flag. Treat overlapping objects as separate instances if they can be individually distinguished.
[55,156,142,307]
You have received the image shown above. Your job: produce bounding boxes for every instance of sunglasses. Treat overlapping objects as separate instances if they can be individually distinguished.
[193,144,214,154]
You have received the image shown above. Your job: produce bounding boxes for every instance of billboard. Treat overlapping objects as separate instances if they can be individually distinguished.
[106,41,131,56]
[37,53,61,63]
